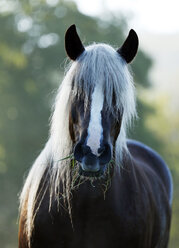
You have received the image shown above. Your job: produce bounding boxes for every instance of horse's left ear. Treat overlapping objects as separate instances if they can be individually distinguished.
[117,29,139,63]
[65,24,85,60]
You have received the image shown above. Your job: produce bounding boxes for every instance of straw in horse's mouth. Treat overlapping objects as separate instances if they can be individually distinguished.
[57,154,112,179]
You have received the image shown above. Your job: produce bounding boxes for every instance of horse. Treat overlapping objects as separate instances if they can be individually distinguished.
[18,24,173,248]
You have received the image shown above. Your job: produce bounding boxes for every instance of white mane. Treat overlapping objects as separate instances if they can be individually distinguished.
[19,43,136,244]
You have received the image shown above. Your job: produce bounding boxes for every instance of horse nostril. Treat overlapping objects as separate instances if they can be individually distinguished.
[74,143,92,162]
[98,146,105,155]
[74,142,83,162]
[82,145,91,155]
[99,144,111,165]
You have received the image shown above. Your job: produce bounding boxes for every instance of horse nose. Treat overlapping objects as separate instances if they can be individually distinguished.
[74,143,91,162]
[74,142,111,172]
[74,143,100,172]
[81,153,100,172]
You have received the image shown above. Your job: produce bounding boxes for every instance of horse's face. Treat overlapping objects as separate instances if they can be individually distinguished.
[69,91,122,177]
[66,25,138,177]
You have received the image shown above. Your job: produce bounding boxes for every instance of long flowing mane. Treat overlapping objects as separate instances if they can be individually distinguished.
[19,43,136,243]
[19,25,172,248]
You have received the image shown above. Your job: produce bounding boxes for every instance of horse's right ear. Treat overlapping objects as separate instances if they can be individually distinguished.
[65,24,85,60]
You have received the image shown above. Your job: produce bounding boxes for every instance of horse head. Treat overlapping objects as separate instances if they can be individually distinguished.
[65,25,138,177]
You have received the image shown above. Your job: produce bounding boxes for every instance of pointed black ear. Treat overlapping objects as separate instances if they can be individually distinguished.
[65,24,85,60]
[117,29,138,63]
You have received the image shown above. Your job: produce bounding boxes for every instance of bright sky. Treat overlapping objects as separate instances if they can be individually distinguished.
[74,0,179,34]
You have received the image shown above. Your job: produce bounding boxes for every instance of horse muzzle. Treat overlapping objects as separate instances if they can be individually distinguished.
[74,143,112,177]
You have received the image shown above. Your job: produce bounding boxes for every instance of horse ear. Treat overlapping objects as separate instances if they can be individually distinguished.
[65,24,85,60]
[117,29,139,63]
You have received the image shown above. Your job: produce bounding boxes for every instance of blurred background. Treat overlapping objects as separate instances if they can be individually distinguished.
[0,0,178,247]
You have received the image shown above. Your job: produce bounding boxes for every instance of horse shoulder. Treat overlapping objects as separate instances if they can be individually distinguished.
[127,139,173,205]
[117,140,172,247]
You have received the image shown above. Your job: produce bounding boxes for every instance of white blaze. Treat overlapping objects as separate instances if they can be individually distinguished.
[86,83,104,155]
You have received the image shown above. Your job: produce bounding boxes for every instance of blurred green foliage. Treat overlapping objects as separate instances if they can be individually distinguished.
[0,0,178,247]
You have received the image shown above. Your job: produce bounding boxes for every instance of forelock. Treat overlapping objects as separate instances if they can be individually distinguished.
[69,43,135,120]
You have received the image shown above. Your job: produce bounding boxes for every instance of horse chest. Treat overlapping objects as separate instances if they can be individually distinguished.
[33,191,145,248]
[70,196,144,247]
